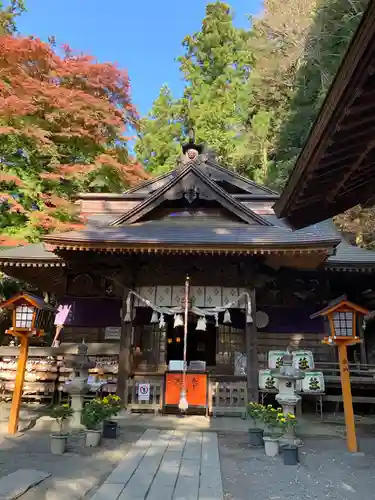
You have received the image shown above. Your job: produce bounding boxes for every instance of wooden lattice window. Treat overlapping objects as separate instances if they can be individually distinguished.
[218,325,245,354]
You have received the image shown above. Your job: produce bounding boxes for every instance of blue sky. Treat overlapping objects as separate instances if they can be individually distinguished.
[17,0,263,117]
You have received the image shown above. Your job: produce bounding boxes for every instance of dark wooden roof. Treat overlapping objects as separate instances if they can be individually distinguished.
[43,218,340,252]
[274,0,375,228]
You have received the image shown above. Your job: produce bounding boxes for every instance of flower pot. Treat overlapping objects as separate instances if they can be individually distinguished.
[282,444,299,465]
[263,436,279,457]
[248,428,264,447]
[50,433,68,455]
[103,420,118,439]
[85,429,102,447]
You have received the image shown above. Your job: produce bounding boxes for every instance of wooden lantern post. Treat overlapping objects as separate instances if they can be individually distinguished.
[311,297,368,453]
[0,292,56,435]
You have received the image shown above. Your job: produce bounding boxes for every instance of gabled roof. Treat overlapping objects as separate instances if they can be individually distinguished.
[110,159,273,226]
[310,296,368,318]
[124,156,279,200]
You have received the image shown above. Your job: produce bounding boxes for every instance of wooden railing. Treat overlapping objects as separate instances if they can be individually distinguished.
[315,362,375,386]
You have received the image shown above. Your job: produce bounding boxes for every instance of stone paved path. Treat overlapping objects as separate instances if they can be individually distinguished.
[89,429,223,500]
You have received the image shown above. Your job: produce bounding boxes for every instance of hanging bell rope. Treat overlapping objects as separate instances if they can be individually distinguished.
[121,288,253,326]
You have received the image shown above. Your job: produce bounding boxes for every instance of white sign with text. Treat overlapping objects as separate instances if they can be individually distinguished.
[104,326,121,340]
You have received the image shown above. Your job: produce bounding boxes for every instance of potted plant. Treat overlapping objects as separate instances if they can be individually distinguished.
[262,405,283,457]
[278,413,299,465]
[81,399,106,447]
[102,394,122,438]
[247,402,265,447]
[49,404,74,455]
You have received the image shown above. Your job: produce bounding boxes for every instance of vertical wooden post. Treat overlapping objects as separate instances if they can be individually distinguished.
[8,335,29,435]
[116,293,132,407]
[246,289,258,403]
[358,316,367,365]
[338,342,358,453]
[158,326,167,371]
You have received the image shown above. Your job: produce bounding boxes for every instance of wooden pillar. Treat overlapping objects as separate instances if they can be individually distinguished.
[246,289,258,403]
[8,335,29,435]
[116,292,133,407]
[158,326,167,371]
[358,316,367,365]
[338,342,358,452]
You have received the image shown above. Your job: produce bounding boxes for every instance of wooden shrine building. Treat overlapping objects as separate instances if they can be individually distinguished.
[1,140,375,413]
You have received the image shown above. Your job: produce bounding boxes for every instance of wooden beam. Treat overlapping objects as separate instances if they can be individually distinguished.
[246,289,258,403]
[328,138,375,202]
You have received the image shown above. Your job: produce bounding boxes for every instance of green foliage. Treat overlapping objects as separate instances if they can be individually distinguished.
[135,85,183,175]
[178,2,253,169]
[49,404,74,434]
[0,0,25,35]
[135,2,254,172]
[82,399,107,430]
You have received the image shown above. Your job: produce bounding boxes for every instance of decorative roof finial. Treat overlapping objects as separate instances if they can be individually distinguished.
[188,128,195,144]
[181,127,203,162]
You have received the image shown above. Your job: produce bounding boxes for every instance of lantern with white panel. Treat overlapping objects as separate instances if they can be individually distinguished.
[311,296,368,453]
[0,292,56,435]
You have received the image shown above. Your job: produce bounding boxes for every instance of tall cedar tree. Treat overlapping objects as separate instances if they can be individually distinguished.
[0,36,148,245]
[243,0,317,185]
[135,2,254,174]
[178,2,253,169]
[135,85,183,175]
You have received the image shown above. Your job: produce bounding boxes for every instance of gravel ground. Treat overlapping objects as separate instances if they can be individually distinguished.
[0,426,143,500]
[219,433,375,500]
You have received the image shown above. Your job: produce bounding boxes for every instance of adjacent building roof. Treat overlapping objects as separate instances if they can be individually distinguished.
[274,0,375,228]
[0,243,63,267]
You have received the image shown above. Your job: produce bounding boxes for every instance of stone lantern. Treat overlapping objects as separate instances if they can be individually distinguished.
[272,349,305,445]
[64,341,95,428]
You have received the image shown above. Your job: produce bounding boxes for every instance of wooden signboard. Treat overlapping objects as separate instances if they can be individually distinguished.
[164,372,208,409]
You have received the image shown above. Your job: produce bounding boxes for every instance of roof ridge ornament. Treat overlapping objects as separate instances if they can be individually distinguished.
[180,129,204,164]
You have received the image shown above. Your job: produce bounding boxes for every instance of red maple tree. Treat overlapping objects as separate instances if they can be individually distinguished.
[0,35,149,244]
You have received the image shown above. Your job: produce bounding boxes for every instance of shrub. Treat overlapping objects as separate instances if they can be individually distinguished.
[247,402,265,427]
[82,399,107,430]
[101,394,122,420]
[49,404,74,434]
